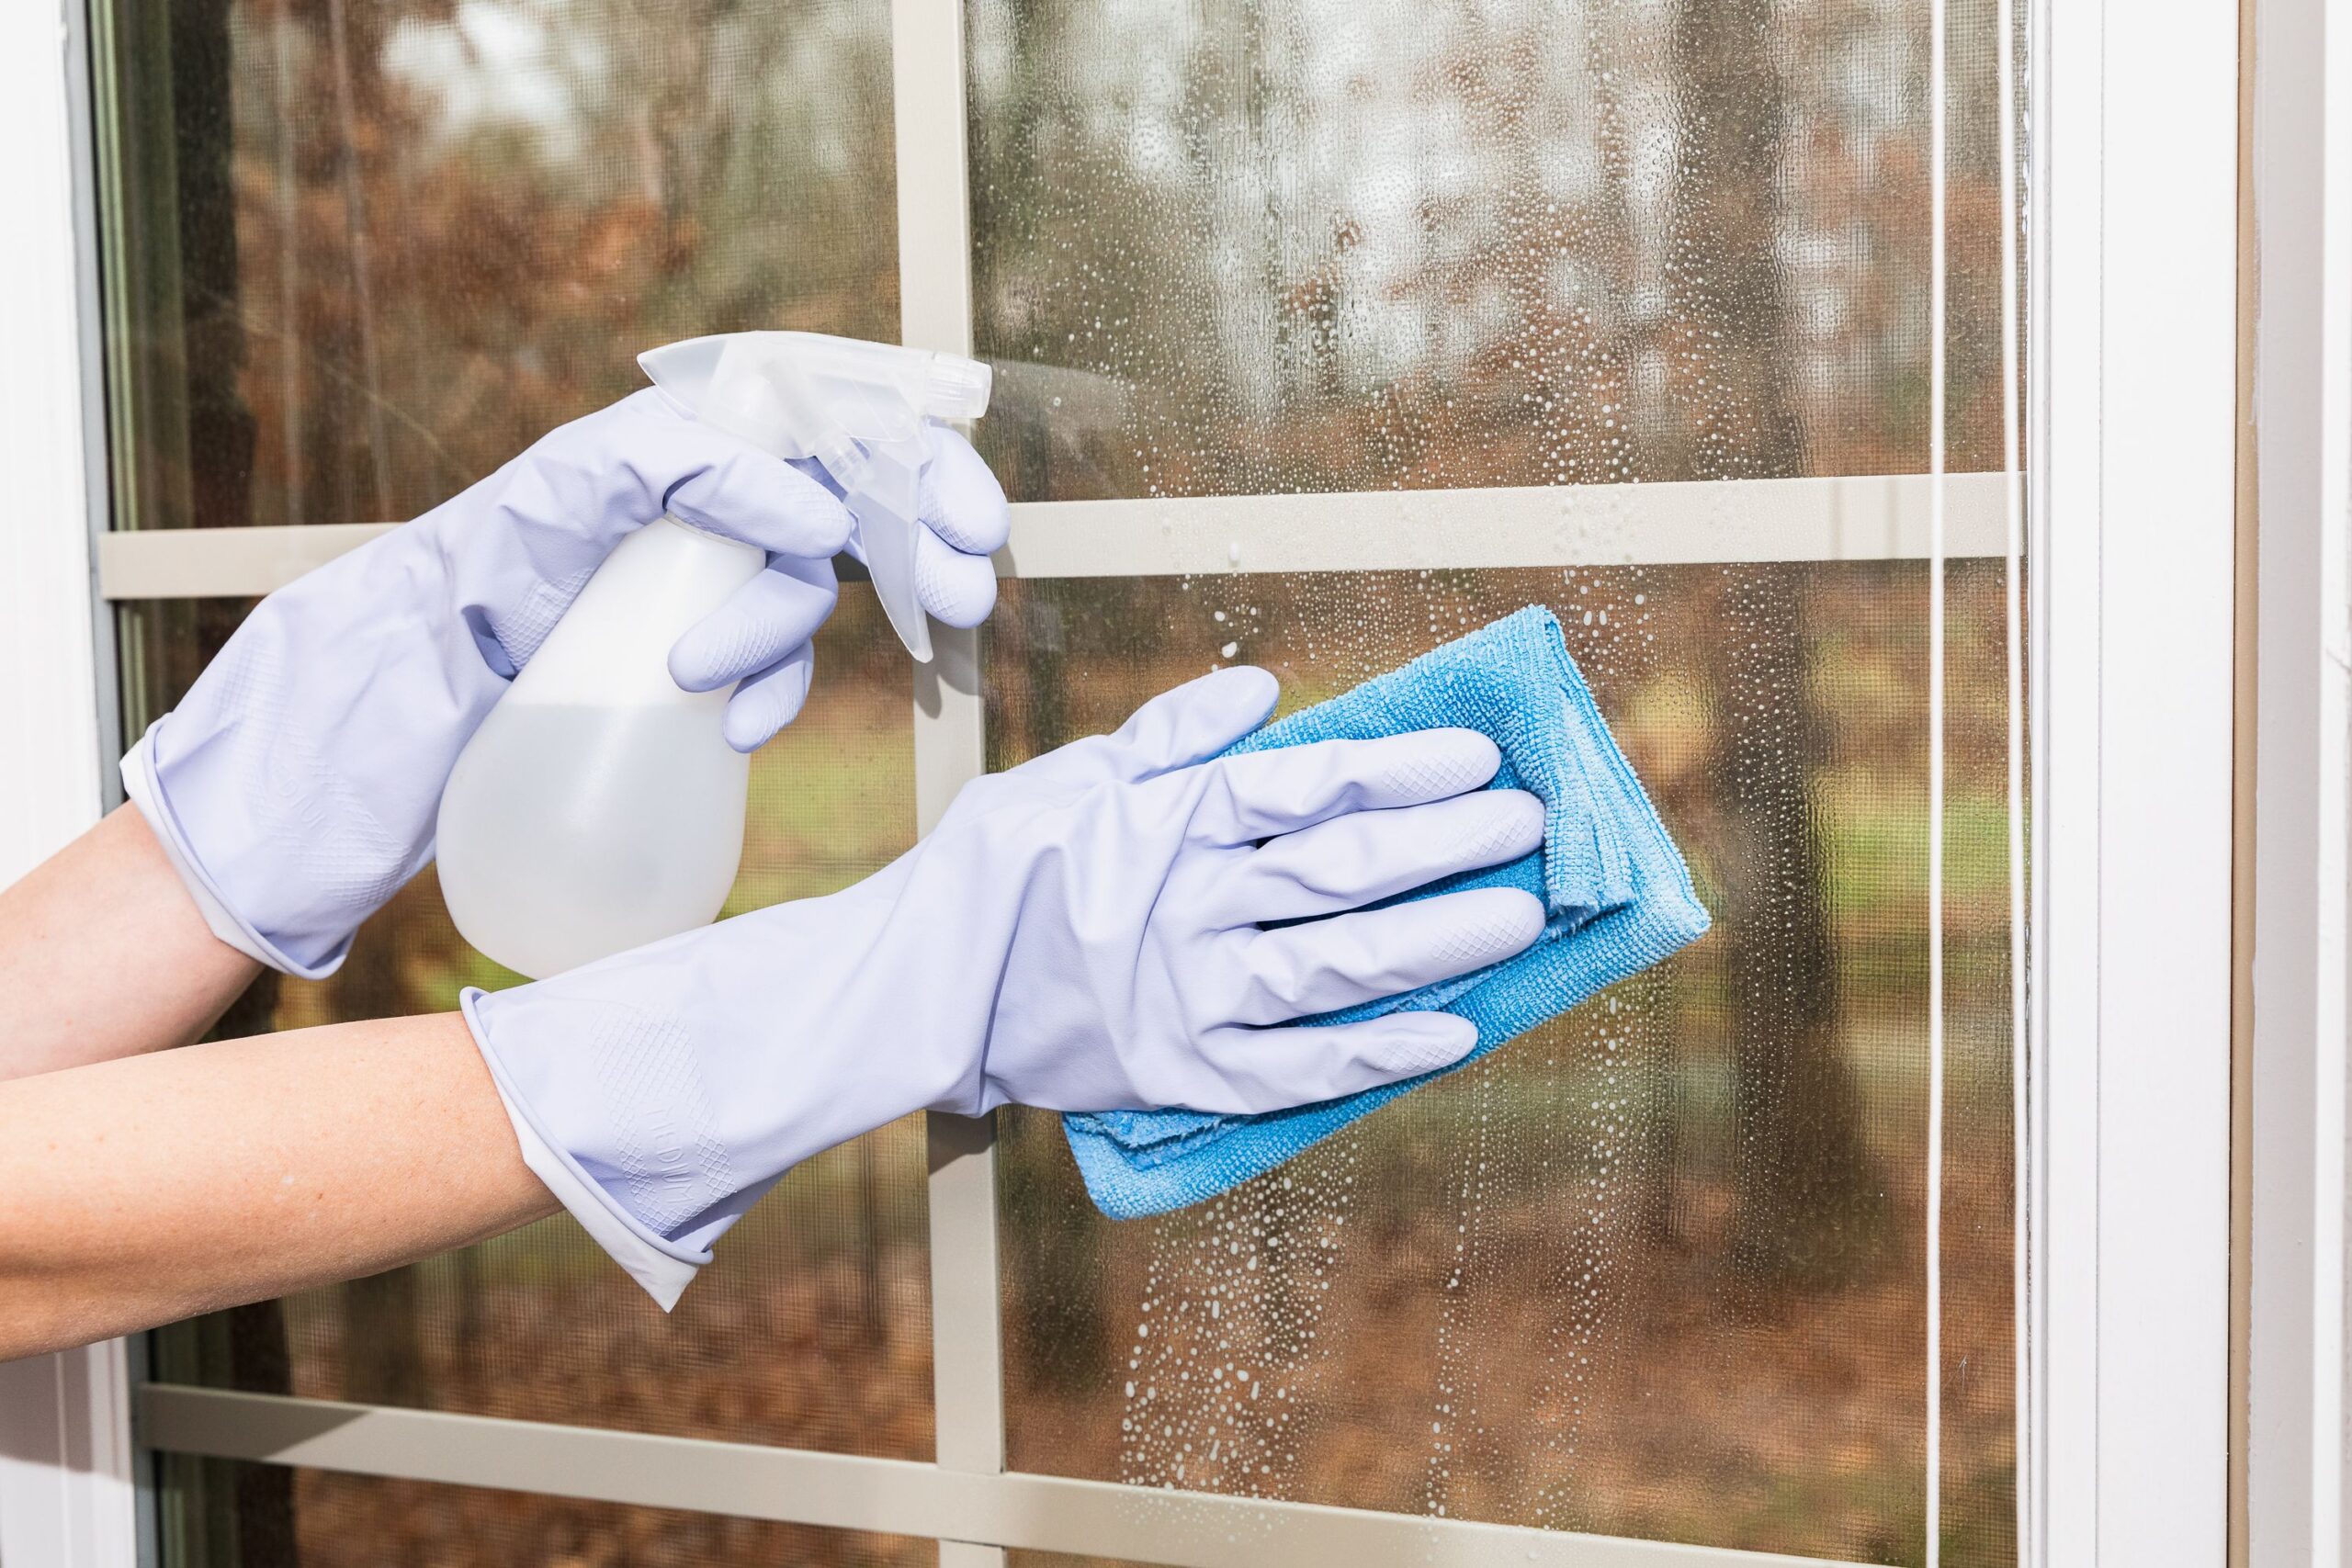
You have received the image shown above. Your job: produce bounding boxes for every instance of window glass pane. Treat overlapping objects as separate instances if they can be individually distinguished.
[987,566,2018,1565]
[157,1457,936,1567]
[96,0,898,531]
[133,590,937,1460]
[967,0,2007,502]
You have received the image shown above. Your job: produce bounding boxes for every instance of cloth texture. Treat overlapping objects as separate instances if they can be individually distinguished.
[1062,605,1712,1219]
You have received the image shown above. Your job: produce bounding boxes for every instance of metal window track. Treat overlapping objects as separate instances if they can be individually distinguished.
[136,1385,1855,1568]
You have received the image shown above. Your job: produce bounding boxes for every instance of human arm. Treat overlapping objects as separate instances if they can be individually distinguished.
[0,672,1541,1349]
[0,806,259,1080]
[0,1010,555,1360]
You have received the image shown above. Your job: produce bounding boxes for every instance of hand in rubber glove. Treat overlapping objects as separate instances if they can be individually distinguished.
[124,388,1011,979]
[676,414,1010,749]
[464,667,1547,1306]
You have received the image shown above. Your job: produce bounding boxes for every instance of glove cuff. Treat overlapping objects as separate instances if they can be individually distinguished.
[122,723,351,981]
[460,986,709,1309]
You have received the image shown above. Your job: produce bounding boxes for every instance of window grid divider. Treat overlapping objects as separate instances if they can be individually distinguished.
[90,473,2018,603]
[889,2,1008,1563]
[133,1384,1863,1568]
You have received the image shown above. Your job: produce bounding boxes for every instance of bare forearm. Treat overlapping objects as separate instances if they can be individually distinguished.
[0,1010,556,1359]
[0,805,260,1078]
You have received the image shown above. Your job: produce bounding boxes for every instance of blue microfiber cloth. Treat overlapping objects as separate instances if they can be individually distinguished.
[1061,604,1712,1219]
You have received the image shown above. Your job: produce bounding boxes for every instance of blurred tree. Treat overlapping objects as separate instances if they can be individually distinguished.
[107,0,902,532]
[1668,0,1889,1290]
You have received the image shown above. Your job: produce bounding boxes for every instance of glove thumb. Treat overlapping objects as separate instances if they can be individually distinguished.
[1003,665,1281,795]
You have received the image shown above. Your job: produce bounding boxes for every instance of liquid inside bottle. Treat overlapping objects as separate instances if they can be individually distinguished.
[436,517,765,978]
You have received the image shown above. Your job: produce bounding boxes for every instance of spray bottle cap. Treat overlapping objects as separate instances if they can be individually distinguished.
[922,356,994,422]
[638,331,991,665]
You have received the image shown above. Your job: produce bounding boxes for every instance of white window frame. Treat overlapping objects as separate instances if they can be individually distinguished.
[2242,0,2352,1561]
[0,0,138,1565]
[0,0,2286,1562]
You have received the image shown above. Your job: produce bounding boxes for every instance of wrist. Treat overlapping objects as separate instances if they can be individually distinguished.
[121,727,345,977]
[459,987,708,1309]
[454,874,984,1303]
[129,525,510,976]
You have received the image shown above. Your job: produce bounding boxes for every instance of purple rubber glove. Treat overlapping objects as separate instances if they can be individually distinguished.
[126,388,1006,977]
[466,667,1548,1304]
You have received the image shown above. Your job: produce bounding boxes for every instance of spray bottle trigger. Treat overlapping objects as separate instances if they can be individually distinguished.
[850,494,933,664]
[638,331,975,663]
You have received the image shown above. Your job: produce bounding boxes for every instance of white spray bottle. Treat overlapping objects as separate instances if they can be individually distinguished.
[435,332,994,979]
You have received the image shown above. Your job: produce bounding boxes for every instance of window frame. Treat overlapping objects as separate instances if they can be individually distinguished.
[2241,0,2352,1559]
[2029,0,2240,1558]
[1,0,2274,1562]
[0,0,137,1562]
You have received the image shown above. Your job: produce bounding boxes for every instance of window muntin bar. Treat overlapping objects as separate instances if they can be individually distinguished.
[141,1384,1854,1568]
[96,473,2017,602]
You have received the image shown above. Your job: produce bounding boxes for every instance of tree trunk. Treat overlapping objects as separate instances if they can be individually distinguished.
[1668,0,1890,1289]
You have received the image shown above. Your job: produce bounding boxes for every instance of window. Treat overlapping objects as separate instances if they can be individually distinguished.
[94,0,2061,1563]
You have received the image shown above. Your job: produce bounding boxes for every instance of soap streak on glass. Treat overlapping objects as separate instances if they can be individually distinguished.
[973,0,2024,1559]
[989,562,2021,1566]
[967,0,2014,506]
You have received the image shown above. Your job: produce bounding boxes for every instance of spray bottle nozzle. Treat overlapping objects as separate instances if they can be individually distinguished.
[922,358,993,422]
[636,331,995,664]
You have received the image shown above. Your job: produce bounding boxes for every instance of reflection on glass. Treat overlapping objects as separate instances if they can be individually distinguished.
[968,0,2011,502]
[139,590,937,1459]
[988,569,2016,1565]
[98,0,899,531]
[157,1458,937,1568]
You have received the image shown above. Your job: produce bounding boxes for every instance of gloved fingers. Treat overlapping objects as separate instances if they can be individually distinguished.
[660,436,856,561]
[1192,728,1502,846]
[785,453,846,502]
[913,525,1000,628]
[511,390,850,558]
[918,427,1012,556]
[1215,788,1544,925]
[719,642,816,753]
[1223,886,1545,1026]
[669,555,840,694]
[1190,1011,1481,1114]
[1007,667,1279,793]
